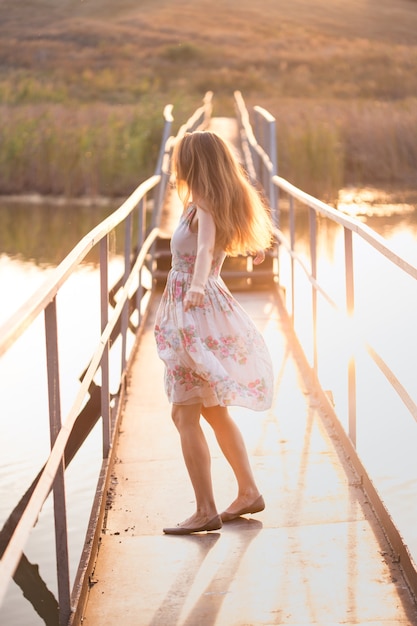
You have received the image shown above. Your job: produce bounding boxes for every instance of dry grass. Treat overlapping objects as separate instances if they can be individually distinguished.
[0,103,165,196]
[1,0,417,197]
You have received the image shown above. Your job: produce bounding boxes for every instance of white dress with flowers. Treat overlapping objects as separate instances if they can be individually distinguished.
[154,204,273,410]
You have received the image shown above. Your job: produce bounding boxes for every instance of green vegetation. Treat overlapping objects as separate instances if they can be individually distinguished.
[0,0,417,200]
[0,103,164,196]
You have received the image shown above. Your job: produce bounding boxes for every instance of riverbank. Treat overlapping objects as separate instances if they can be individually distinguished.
[1,184,416,214]
[0,193,124,207]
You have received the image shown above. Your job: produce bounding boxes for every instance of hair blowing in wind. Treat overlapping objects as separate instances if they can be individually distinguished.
[173,131,274,256]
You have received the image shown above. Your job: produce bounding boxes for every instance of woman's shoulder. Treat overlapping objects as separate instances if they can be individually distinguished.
[184,201,211,219]
[181,202,196,218]
[185,201,215,234]
[182,203,197,229]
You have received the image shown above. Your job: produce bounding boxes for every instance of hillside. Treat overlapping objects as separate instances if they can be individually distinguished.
[1,0,417,198]
[2,0,417,106]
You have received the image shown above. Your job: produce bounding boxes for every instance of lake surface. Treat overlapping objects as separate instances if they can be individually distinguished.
[1,189,417,625]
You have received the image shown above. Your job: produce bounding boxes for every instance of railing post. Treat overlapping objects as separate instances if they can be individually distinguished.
[100,236,111,457]
[152,140,173,231]
[136,197,146,328]
[260,116,268,193]
[253,110,262,181]
[289,195,296,322]
[268,116,279,229]
[253,105,279,228]
[44,299,71,625]
[203,90,214,125]
[121,214,132,373]
[344,227,357,446]
[154,104,174,176]
[309,207,318,373]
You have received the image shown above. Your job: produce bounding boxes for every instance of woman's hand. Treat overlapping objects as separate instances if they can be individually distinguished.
[184,288,205,311]
[253,250,265,265]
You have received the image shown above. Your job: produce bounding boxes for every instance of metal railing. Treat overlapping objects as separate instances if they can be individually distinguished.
[235,92,417,595]
[273,178,417,435]
[234,90,278,227]
[0,176,161,625]
[151,91,213,232]
[272,177,417,594]
[0,94,213,625]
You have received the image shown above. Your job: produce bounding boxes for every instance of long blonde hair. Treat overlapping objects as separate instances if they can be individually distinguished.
[173,131,273,256]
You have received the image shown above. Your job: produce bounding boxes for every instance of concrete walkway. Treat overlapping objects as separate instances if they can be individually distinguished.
[81,289,417,625]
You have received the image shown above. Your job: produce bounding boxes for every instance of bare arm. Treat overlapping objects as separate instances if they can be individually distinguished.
[184,206,216,312]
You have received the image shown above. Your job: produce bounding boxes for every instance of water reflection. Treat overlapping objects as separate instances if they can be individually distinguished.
[338,186,417,218]
[0,256,54,324]
[0,199,118,266]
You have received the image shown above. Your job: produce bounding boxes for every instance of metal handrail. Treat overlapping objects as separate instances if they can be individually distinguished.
[234,90,278,226]
[154,104,174,176]
[272,174,417,434]
[0,177,161,622]
[0,94,214,625]
[0,175,159,359]
[274,176,417,280]
[271,175,417,594]
[151,91,213,231]
[235,90,417,440]
[235,91,417,594]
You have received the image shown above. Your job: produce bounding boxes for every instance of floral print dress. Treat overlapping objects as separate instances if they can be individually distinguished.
[154,204,273,410]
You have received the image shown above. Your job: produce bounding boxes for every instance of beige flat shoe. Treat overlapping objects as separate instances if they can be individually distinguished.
[163,514,222,535]
[220,495,265,523]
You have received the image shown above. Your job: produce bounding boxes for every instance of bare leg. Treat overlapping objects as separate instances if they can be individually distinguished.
[202,405,264,518]
[169,403,219,530]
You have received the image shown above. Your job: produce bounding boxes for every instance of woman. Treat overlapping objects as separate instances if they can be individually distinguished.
[154,130,274,534]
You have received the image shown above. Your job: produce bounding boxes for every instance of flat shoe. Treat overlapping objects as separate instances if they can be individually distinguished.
[220,495,265,523]
[163,514,222,535]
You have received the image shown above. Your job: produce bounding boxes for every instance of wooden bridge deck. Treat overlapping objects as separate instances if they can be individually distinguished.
[79,119,417,625]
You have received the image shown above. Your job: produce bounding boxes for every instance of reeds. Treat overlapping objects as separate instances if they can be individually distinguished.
[0,104,165,197]
[2,98,416,201]
[265,99,417,203]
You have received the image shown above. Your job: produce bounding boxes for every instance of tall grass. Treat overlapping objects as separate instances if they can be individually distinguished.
[0,104,165,197]
[1,98,416,201]
[281,121,344,203]
[265,99,417,202]
[341,102,417,186]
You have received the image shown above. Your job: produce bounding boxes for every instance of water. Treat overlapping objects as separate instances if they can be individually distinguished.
[1,189,417,624]
[0,199,122,626]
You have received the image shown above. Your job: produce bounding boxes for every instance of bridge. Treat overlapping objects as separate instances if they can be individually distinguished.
[1,92,417,625]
